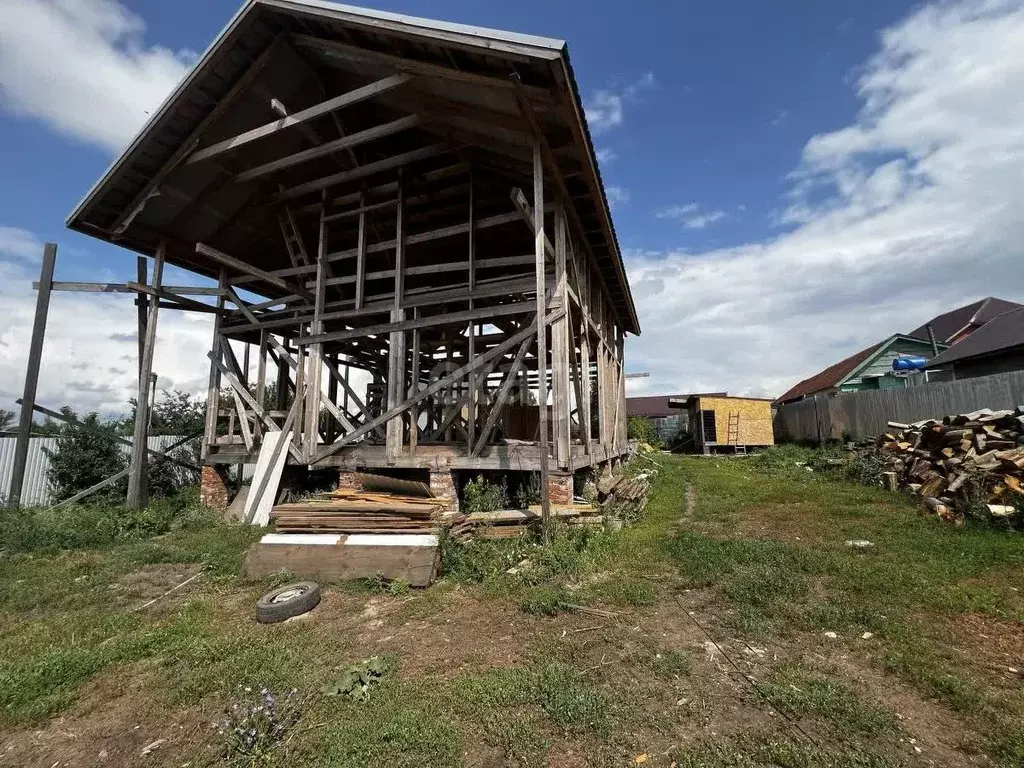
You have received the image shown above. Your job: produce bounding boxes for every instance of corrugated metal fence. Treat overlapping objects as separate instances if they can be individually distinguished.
[0,435,192,507]
[774,370,1024,442]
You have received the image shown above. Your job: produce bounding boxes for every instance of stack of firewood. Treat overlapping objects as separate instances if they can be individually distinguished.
[596,467,654,522]
[876,407,1024,523]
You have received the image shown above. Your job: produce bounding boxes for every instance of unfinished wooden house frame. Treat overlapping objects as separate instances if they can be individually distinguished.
[34,0,641,514]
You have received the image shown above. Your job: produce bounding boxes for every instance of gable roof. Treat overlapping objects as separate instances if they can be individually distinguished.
[925,306,1024,368]
[906,297,1022,345]
[66,0,640,334]
[774,341,884,405]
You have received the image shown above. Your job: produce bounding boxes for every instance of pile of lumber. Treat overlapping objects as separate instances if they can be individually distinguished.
[596,468,653,521]
[460,504,602,540]
[876,407,1024,523]
[271,488,446,534]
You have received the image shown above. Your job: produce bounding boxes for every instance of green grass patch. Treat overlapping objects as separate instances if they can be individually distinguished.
[756,664,897,737]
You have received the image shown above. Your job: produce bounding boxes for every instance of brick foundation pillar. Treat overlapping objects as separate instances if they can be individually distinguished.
[200,465,231,511]
[548,472,574,506]
[338,471,363,491]
[429,470,459,515]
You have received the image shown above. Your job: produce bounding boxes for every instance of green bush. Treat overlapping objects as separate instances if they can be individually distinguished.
[44,408,127,504]
[626,415,656,444]
[462,475,508,514]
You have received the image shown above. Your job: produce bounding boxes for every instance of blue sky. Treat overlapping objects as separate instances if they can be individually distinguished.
[2,0,1024,414]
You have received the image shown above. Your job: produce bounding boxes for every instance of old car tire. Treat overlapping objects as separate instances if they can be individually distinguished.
[256,581,321,623]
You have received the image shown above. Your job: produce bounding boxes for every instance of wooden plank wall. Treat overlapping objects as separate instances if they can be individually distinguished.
[774,370,1024,442]
[699,397,774,446]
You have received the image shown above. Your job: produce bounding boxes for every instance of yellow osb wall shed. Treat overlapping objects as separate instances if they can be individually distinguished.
[691,396,774,450]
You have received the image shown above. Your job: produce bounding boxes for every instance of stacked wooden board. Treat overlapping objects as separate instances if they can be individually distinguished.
[271,488,446,534]
[876,407,1024,523]
[461,504,602,539]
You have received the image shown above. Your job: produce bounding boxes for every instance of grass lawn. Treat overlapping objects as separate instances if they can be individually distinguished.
[0,454,1021,767]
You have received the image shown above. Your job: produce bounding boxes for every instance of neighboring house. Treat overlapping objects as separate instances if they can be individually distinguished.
[775,334,945,406]
[626,393,726,441]
[677,395,774,454]
[925,306,1024,379]
[775,297,1023,406]
[906,297,1022,346]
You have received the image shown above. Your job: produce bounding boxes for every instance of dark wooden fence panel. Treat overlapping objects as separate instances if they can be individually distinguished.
[774,371,1024,442]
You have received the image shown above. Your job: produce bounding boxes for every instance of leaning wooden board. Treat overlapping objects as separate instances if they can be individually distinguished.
[242,533,440,587]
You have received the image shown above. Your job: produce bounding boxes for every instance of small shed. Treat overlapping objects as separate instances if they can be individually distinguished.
[674,395,774,454]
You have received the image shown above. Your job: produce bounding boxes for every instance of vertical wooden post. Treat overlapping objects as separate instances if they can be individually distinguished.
[355,191,367,309]
[127,242,165,509]
[551,205,571,469]
[255,329,268,441]
[305,199,328,461]
[409,308,421,454]
[616,327,627,451]
[136,256,148,377]
[532,143,551,541]
[326,352,339,442]
[466,168,477,454]
[386,171,406,462]
[203,269,227,460]
[8,242,57,507]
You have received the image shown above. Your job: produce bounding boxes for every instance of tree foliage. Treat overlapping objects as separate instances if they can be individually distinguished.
[0,408,14,432]
[44,408,127,503]
[627,415,657,444]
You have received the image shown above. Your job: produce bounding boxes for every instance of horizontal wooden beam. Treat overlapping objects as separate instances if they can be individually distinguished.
[295,301,535,346]
[314,309,564,463]
[126,282,220,314]
[187,73,414,165]
[277,144,449,202]
[196,242,313,302]
[234,113,423,183]
[35,281,222,296]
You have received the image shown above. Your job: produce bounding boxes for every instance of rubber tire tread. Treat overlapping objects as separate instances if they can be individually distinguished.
[256,581,321,623]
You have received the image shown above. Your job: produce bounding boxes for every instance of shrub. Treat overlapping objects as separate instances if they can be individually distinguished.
[462,475,508,514]
[44,408,127,503]
[626,415,656,444]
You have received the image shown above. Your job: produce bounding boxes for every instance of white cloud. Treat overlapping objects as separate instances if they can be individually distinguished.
[0,227,43,262]
[596,147,618,165]
[656,203,727,229]
[585,72,656,134]
[0,0,194,152]
[606,186,630,207]
[626,0,1024,399]
[0,246,216,417]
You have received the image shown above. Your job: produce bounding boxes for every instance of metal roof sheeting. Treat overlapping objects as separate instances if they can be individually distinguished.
[0,436,193,507]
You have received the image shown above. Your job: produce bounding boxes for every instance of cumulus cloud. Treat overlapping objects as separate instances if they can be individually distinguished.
[0,227,43,262]
[0,0,194,152]
[585,72,656,134]
[0,248,216,417]
[656,203,727,229]
[626,0,1024,399]
[606,186,630,207]
[596,147,618,165]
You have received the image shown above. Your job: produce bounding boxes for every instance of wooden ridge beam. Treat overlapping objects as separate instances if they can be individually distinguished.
[187,73,413,165]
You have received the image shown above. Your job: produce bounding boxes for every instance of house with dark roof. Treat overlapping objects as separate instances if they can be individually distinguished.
[906,297,1022,346]
[775,335,944,405]
[775,297,1024,405]
[925,306,1024,379]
